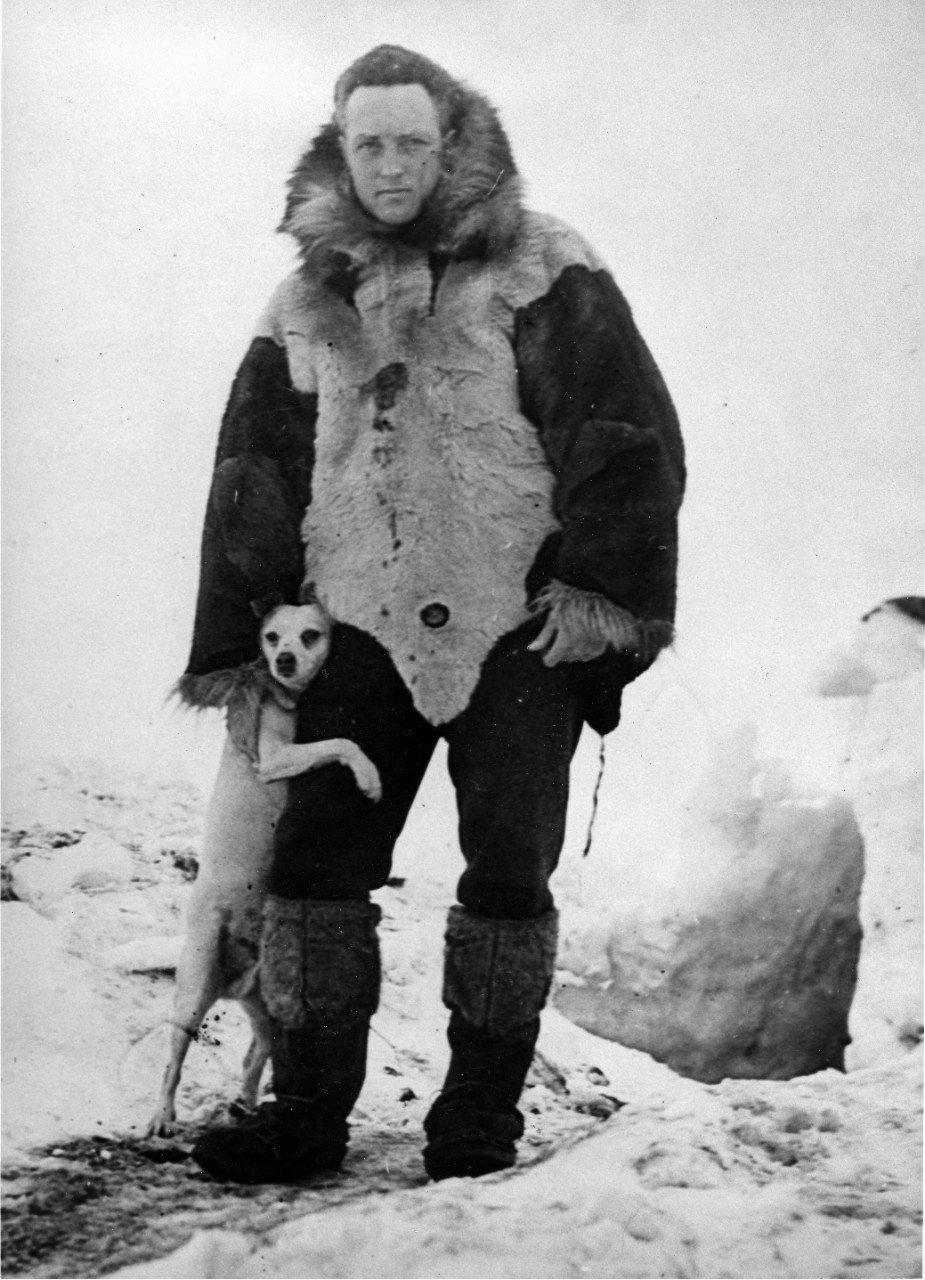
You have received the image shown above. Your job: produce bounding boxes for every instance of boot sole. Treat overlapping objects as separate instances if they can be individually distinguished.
[193,1153,344,1184]
[423,1137,516,1182]
[192,1137,346,1185]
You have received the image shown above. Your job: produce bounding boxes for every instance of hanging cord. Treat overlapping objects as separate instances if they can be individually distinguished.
[581,733,607,857]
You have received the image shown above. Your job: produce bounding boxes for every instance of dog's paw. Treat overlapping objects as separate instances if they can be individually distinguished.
[228,1095,259,1119]
[145,1113,179,1139]
[354,760,383,802]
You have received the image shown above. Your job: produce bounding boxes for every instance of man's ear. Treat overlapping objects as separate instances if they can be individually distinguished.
[251,590,285,620]
[298,581,319,606]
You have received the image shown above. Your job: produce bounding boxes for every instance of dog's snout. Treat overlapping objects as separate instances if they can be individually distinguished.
[275,652,297,675]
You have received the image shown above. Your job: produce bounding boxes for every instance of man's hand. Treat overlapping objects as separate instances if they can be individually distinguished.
[527,580,641,667]
[527,613,610,666]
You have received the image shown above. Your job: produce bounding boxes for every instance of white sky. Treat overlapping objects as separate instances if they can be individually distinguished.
[2,0,922,794]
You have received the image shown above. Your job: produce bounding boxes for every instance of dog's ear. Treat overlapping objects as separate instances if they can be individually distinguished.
[250,590,285,620]
[297,580,318,606]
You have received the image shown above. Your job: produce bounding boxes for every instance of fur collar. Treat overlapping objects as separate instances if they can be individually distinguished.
[279,86,524,270]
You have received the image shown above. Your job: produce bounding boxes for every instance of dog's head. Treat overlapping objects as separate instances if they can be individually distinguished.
[253,595,331,694]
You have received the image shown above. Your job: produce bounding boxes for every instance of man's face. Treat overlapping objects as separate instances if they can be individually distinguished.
[341,84,442,226]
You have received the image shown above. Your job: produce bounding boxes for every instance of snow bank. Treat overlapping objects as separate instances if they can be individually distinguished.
[1,902,137,1156]
[110,1032,922,1280]
[0,765,222,1157]
[554,724,863,1081]
[814,600,924,1070]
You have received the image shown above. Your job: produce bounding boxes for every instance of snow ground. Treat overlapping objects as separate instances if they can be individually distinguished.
[2,754,921,1279]
[112,1052,922,1280]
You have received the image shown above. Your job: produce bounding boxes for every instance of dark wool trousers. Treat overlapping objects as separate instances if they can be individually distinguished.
[268,622,584,920]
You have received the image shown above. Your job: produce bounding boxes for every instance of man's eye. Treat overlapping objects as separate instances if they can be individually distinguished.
[300,629,322,647]
[264,632,278,645]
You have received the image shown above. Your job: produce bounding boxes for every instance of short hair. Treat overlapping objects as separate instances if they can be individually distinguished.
[333,45,465,135]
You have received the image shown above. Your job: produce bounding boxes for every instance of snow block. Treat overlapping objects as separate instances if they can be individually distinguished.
[54,882,188,957]
[815,602,924,1070]
[10,832,134,911]
[101,935,185,972]
[554,725,864,1082]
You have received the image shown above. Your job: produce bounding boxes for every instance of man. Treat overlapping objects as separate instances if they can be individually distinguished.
[179,45,684,1184]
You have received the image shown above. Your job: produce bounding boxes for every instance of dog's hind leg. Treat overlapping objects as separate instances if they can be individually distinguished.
[234,994,273,1113]
[147,911,226,1136]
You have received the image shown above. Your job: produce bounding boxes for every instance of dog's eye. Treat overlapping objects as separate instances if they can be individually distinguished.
[264,632,279,646]
[300,629,322,648]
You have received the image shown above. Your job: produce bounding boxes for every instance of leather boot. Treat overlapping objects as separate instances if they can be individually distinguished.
[423,906,558,1181]
[192,897,380,1183]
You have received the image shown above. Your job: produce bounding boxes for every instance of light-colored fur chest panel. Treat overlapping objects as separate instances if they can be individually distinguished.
[269,215,599,725]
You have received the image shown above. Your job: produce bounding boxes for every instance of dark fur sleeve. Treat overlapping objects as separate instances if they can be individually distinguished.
[515,264,685,630]
[178,337,318,706]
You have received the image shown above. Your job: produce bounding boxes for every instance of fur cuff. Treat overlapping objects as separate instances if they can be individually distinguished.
[530,579,674,661]
[173,663,300,765]
[172,662,297,712]
[172,662,267,710]
[443,907,559,1034]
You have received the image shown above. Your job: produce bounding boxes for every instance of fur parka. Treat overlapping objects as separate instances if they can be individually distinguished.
[179,73,684,734]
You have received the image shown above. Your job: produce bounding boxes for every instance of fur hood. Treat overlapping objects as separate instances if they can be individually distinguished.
[278,85,524,269]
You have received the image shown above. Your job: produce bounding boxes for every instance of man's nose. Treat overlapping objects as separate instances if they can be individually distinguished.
[377,143,405,175]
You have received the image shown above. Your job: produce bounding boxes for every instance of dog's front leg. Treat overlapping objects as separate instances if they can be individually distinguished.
[254,699,299,785]
[257,705,382,800]
[259,739,382,800]
[325,739,383,801]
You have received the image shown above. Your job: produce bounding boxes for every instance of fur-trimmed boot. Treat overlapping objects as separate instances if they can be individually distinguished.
[423,906,558,1181]
[192,897,381,1184]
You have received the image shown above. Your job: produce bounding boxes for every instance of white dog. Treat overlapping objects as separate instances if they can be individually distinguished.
[148,599,381,1136]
